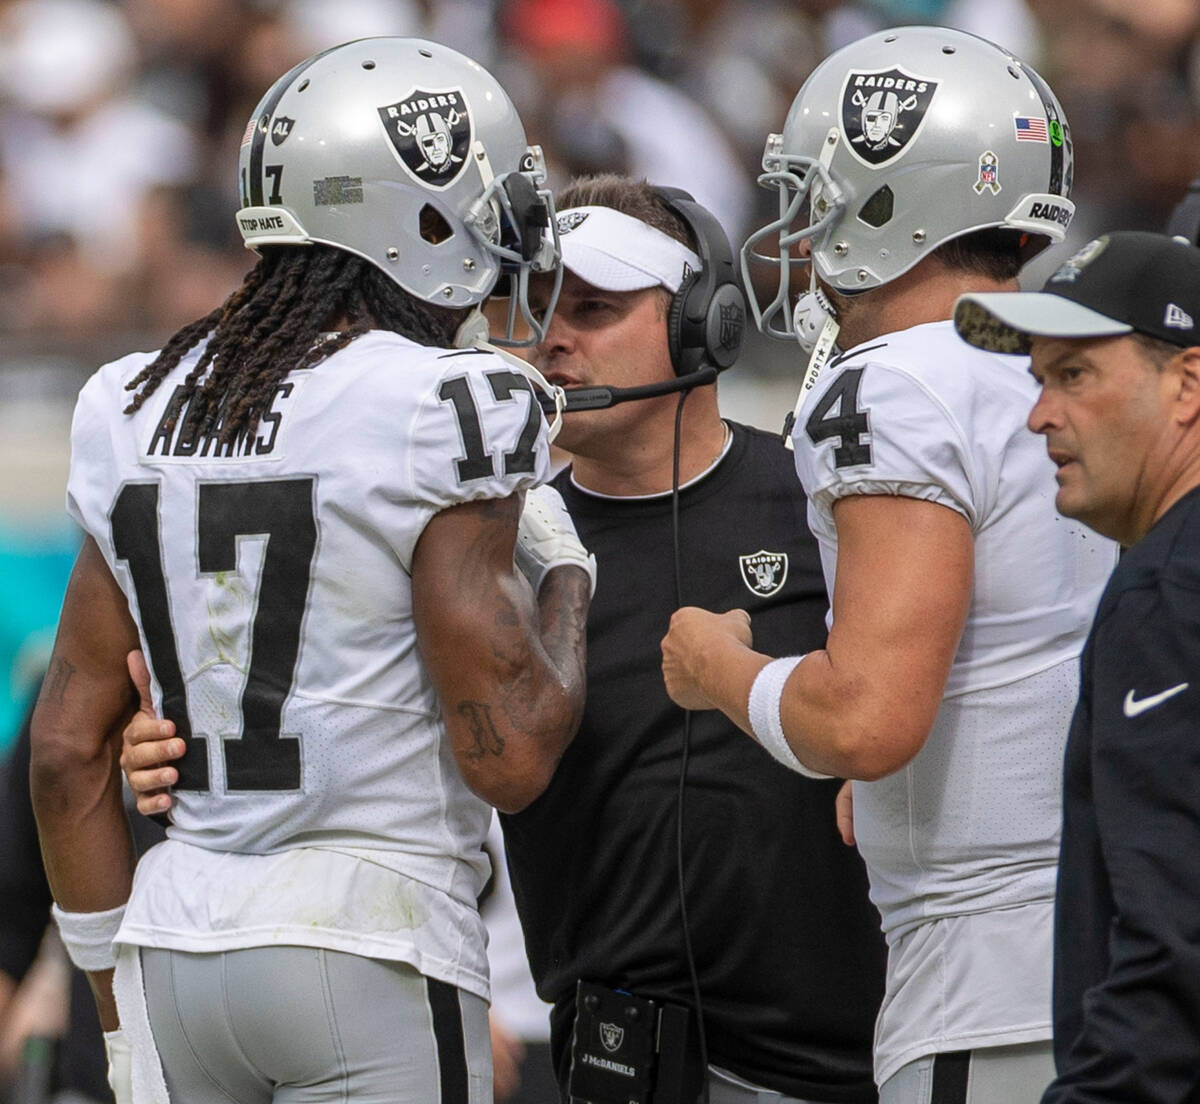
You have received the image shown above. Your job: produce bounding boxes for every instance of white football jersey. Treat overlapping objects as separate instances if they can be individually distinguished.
[791,319,1117,1078]
[67,330,551,998]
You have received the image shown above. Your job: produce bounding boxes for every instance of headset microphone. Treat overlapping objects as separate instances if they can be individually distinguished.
[538,367,719,414]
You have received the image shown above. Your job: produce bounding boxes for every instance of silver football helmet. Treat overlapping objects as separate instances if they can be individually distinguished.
[235,37,560,345]
[743,26,1075,340]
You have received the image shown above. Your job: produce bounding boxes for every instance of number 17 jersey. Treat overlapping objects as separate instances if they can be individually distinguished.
[66,330,550,999]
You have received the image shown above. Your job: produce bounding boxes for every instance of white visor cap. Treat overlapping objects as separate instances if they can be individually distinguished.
[554,206,701,294]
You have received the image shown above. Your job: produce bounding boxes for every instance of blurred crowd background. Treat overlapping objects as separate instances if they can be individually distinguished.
[3,0,1200,769]
[2,0,1200,1097]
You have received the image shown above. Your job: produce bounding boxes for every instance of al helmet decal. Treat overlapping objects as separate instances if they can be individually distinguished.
[378,88,472,188]
[841,67,938,167]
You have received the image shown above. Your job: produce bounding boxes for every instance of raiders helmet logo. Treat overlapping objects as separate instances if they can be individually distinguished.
[599,1023,624,1053]
[378,89,472,188]
[739,551,788,597]
[270,116,294,146]
[841,67,938,167]
[556,210,589,235]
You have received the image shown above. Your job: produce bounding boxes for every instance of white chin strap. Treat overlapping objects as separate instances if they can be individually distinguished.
[453,307,567,442]
[783,277,840,451]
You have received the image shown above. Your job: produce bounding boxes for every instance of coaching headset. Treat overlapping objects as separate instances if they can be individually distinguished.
[657,185,747,378]
[551,187,748,412]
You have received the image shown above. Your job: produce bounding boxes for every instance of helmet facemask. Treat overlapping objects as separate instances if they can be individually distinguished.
[463,146,562,347]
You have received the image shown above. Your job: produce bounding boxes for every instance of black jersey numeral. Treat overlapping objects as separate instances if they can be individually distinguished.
[111,483,209,789]
[806,367,872,467]
[487,371,540,474]
[439,370,541,483]
[198,481,315,789]
[110,478,317,792]
[264,164,284,205]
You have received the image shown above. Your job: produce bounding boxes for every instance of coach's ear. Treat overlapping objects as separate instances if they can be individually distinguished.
[1173,346,1200,428]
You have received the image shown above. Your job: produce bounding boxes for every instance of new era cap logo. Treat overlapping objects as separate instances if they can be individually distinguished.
[1164,303,1194,330]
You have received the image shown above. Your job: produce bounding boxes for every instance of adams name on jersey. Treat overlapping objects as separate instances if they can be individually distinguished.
[65,331,550,997]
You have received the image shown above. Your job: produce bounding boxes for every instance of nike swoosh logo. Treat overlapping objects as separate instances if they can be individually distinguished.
[1123,683,1189,718]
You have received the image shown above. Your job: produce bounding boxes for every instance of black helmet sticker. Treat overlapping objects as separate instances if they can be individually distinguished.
[270,116,294,146]
[378,89,472,188]
[842,67,938,167]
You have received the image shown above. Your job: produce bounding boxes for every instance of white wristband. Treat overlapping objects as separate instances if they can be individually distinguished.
[747,655,832,779]
[51,902,126,971]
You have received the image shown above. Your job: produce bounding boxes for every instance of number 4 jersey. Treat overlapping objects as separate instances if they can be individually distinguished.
[66,330,550,1000]
[792,319,1117,1081]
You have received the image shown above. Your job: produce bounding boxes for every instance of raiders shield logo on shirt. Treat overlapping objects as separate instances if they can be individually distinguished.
[841,67,938,167]
[378,89,472,187]
[739,551,788,597]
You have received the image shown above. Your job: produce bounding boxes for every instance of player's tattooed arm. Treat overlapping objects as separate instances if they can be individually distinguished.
[29,536,141,1031]
[413,492,588,812]
[37,656,76,708]
[456,701,505,759]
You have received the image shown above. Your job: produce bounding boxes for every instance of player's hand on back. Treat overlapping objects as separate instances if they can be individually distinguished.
[120,650,184,816]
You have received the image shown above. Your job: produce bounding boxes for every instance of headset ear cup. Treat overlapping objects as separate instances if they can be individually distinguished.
[653,185,744,376]
[666,272,699,376]
[703,282,747,371]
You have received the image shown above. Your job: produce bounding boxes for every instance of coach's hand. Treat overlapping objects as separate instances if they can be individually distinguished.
[120,650,184,816]
[514,484,597,596]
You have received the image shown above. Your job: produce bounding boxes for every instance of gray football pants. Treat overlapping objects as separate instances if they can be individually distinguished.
[140,946,491,1103]
[878,1041,1054,1104]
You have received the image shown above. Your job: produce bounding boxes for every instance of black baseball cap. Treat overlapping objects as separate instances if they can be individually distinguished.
[954,231,1200,355]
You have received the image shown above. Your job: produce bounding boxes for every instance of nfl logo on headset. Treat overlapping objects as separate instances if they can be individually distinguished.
[378,88,472,187]
[718,301,745,353]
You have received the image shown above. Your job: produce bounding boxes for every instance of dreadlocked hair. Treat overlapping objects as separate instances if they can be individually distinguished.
[124,245,464,446]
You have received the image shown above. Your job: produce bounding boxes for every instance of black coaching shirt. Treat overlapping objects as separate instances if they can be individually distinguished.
[1045,486,1200,1104]
[501,421,886,1102]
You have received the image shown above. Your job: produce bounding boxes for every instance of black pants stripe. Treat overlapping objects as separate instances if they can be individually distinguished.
[930,1050,971,1104]
[428,977,470,1104]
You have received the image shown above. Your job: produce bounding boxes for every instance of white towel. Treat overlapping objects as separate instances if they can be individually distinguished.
[112,945,172,1104]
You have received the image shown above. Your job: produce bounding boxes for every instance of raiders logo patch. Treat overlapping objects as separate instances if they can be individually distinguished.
[557,210,589,234]
[842,67,938,167]
[739,551,788,597]
[599,1023,624,1053]
[378,89,472,187]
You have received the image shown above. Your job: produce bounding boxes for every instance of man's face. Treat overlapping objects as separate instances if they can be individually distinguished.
[529,270,675,456]
[1027,334,1172,542]
[863,107,893,144]
[421,130,450,166]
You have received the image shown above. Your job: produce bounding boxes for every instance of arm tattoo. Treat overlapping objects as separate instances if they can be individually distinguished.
[39,657,77,708]
[456,701,506,760]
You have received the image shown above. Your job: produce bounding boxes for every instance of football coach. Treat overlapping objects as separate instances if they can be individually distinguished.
[954,230,1200,1103]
